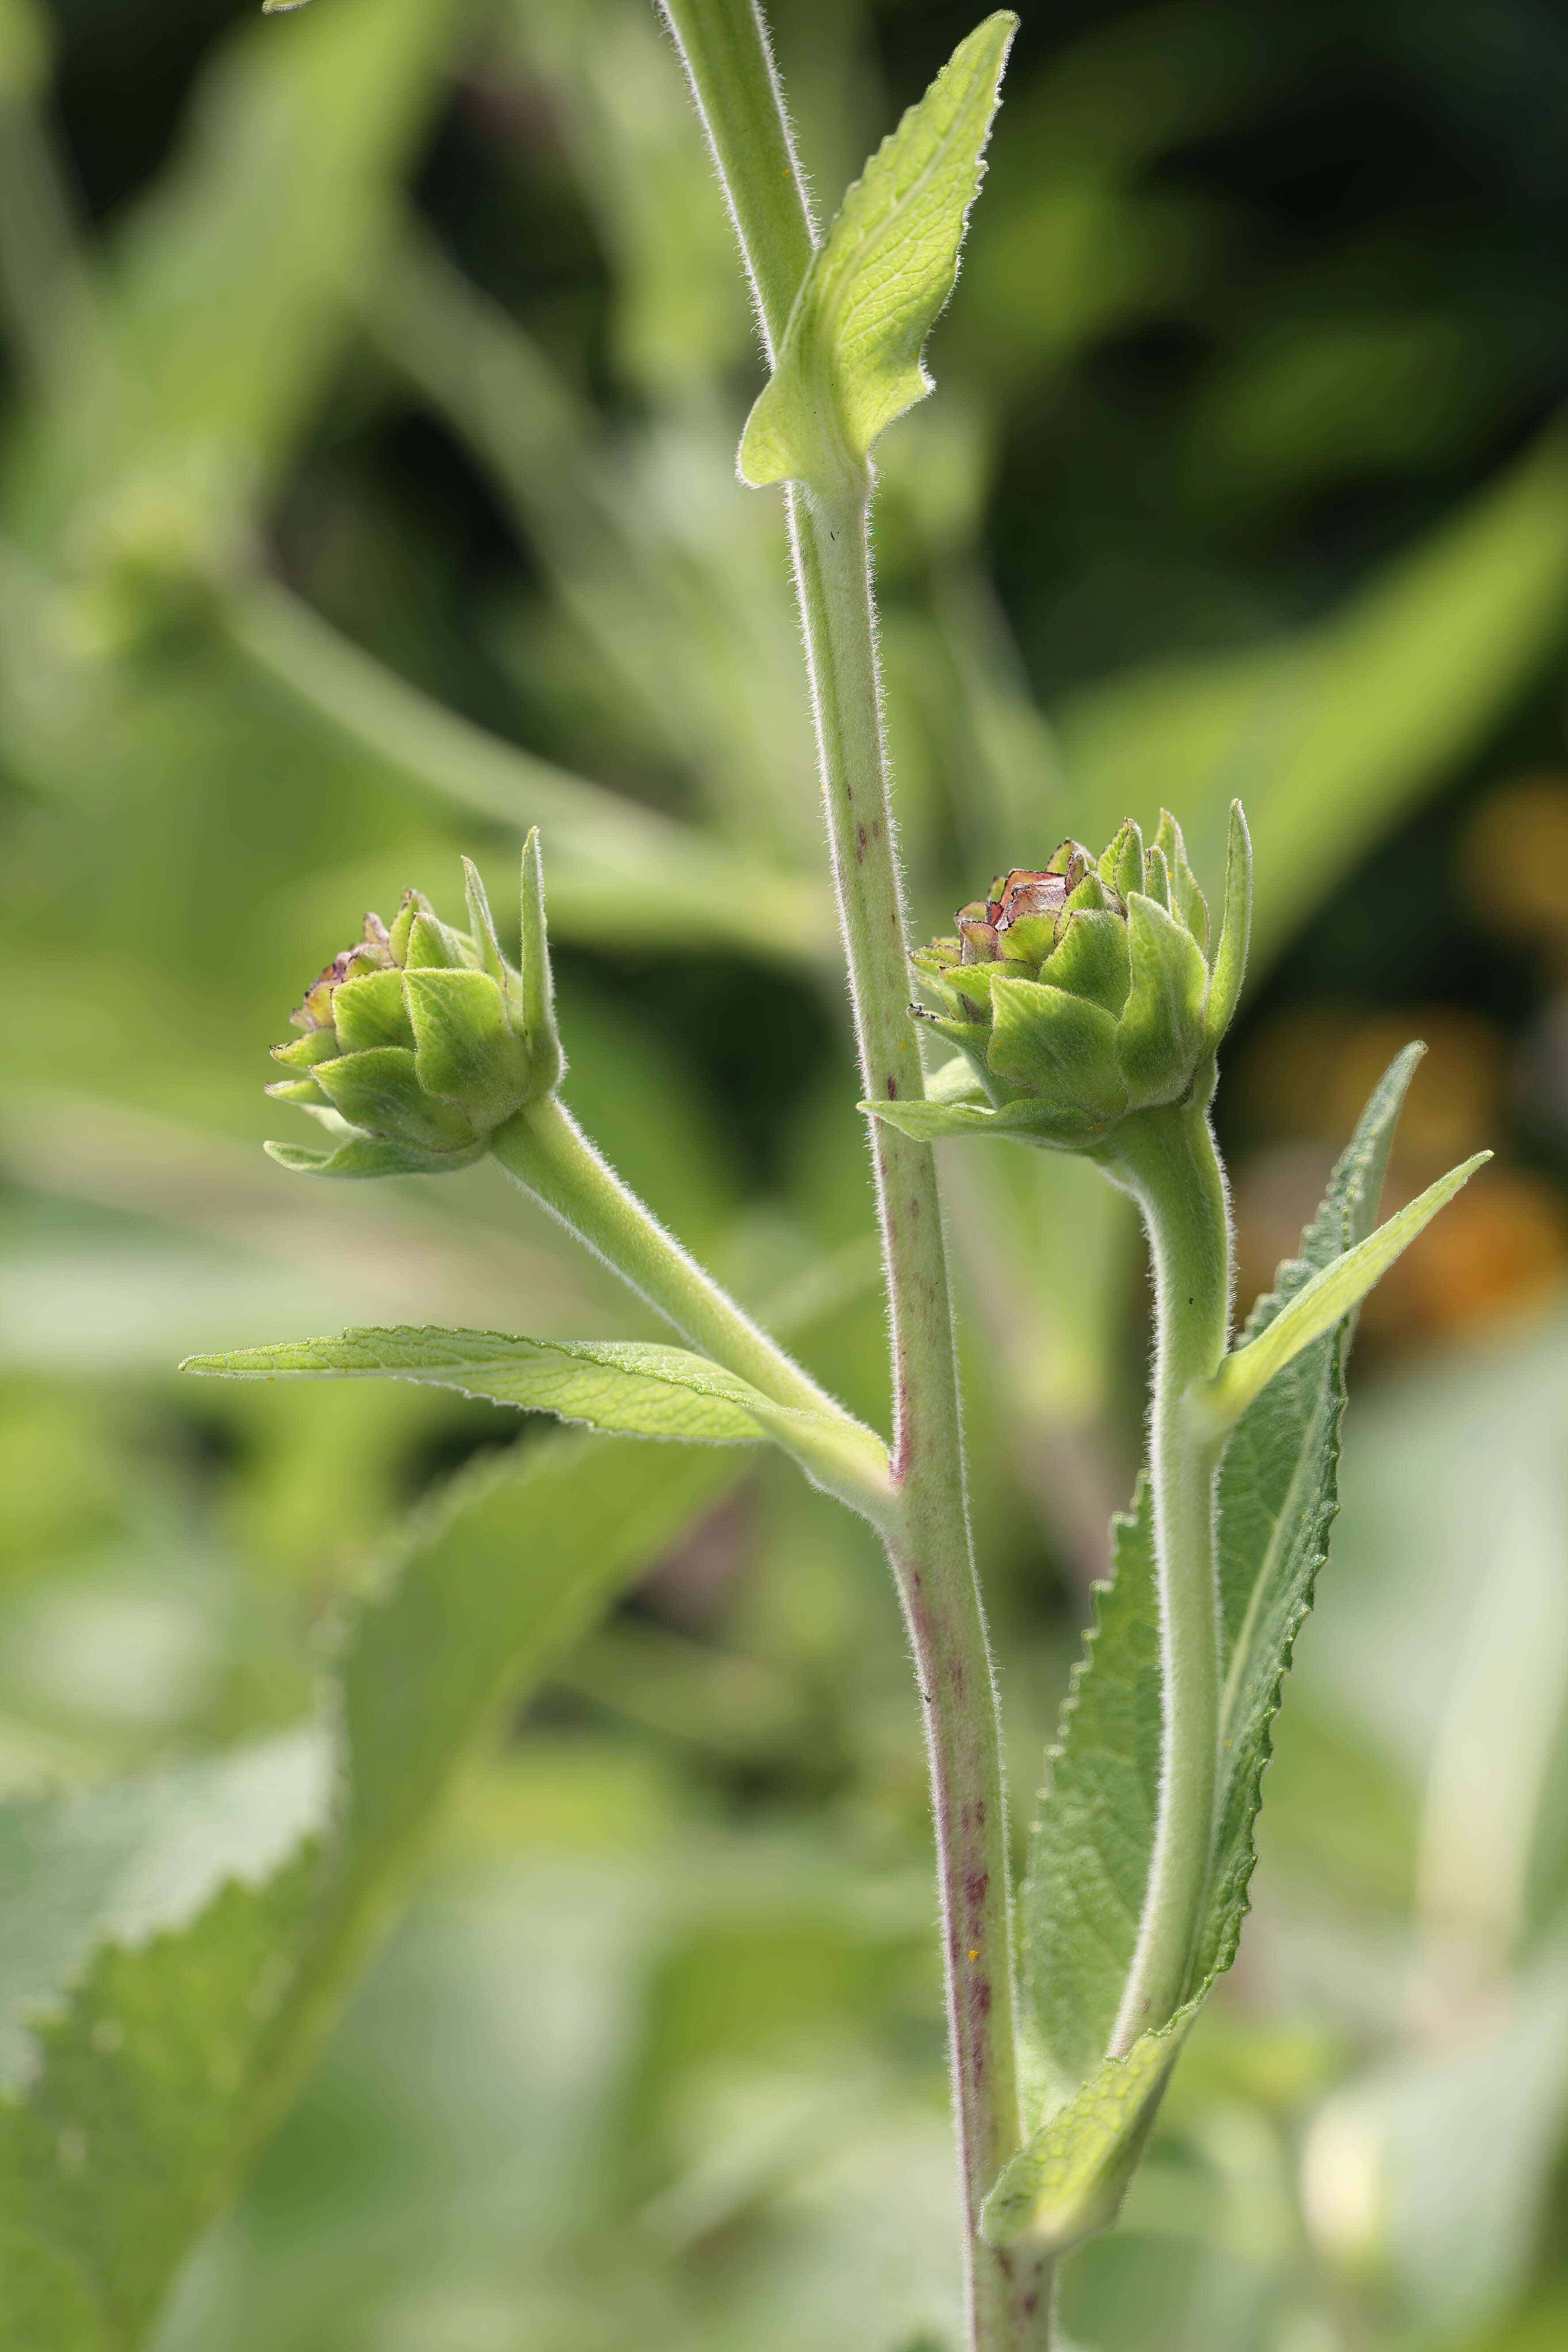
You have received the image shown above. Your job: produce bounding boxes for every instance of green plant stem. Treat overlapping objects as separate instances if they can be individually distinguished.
[799,483,1044,2342]
[1097,1099,1232,2055]
[657,4,1042,2338]
[490,1095,888,1517]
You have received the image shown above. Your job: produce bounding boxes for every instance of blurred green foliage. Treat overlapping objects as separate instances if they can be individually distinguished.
[3,0,1568,2345]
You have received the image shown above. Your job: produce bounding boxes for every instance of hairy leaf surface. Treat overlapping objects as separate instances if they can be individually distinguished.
[739,14,1015,486]
[1005,1049,1422,2246]
[184,1325,889,1514]
[184,1324,777,1444]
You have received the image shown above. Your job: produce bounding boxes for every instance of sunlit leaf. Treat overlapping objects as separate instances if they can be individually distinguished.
[739,14,1016,486]
[184,1324,777,1444]
[184,1324,890,1517]
[1204,1146,1487,1431]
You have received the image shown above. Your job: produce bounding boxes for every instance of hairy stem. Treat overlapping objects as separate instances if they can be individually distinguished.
[491,1094,843,1430]
[491,1098,889,1518]
[657,3,1041,2338]
[1100,1101,1232,2053]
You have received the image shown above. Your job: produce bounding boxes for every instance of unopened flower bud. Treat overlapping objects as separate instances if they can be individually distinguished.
[882,804,1251,1151]
[266,832,562,1177]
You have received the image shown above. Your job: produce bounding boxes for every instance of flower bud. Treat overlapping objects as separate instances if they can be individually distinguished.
[885,804,1251,1151]
[266,833,563,1177]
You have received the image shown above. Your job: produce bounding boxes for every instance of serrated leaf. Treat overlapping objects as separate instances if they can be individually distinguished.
[184,1324,775,1444]
[0,1435,740,2346]
[1196,1044,1421,1988]
[1020,1480,1161,2099]
[183,1325,890,1519]
[1015,1047,1425,2236]
[738,13,1016,486]
[0,1852,326,2351]
[0,1732,331,2095]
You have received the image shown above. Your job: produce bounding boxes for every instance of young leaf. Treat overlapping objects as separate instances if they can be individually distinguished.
[738,13,1016,487]
[0,1434,741,2349]
[183,1325,890,1518]
[981,2003,1192,2252]
[1202,798,1251,1049]
[1012,1047,1426,2239]
[1202,1145,1489,1430]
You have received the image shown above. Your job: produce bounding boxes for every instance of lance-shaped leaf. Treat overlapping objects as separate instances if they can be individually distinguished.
[183,1325,890,1515]
[1194,1043,1430,1992]
[1002,1047,1429,2249]
[518,827,563,1096]
[1203,800,1252,1049]
[739,13,1016,486]
[1201,1147,1489,1433]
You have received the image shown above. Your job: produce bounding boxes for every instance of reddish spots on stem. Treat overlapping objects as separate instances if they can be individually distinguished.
[909,1193,920,1220]
[1023,2292,1039,2319]
[971,1975,993,2019]
[964,1867,989,1915]
[856,822,868,861]
[886,1076,899,1099]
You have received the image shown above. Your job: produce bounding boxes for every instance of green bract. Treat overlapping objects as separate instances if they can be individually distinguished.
[870,802,1251,1150]
[266,832,563,1177]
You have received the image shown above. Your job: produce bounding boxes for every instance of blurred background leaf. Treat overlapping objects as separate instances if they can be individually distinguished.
[4,0,1568,2346]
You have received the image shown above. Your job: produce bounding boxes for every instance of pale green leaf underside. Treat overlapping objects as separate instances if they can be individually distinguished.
[187,1329,890,1551]
[183,1324,776,1444]
[739,12,1016,486]
[1205,1146,1488,1429]
[1012,1047,1424,2241]
[981,2002,1194,2252]
[0,1436,740,2347]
